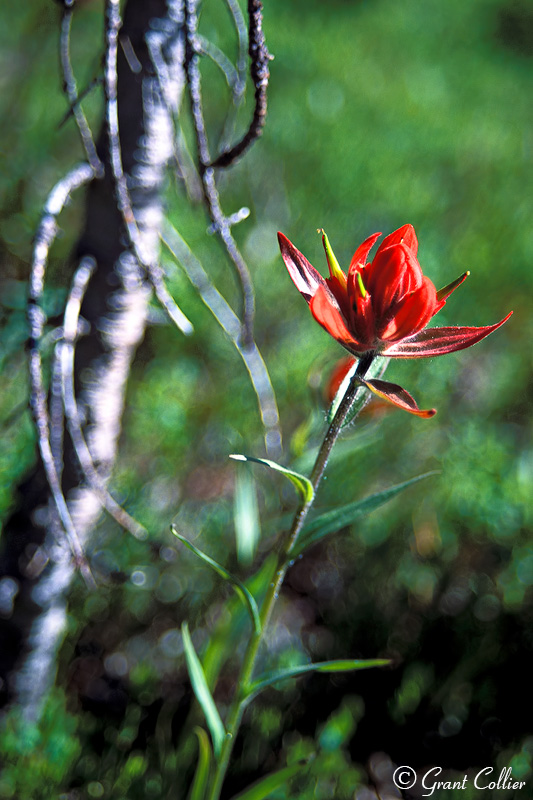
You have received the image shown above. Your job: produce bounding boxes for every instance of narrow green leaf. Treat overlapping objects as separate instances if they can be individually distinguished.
[247,659,391,699]
[327,355,389,427]
[171,527,261,635]
[202,554,277,688]
[230,454,314,503]
[295,472,437,555]
[234,465,261,565]
[181,623,226,757]
[188,728,212,800]
[314,658,390,671]
[228,760,310,800]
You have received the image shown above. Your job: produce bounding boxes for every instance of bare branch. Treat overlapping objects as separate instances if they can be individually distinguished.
[50,337,66,481]
[146,24,204,203]
[184,0,255,345]
[174,123,205,203]
[225,0,248,82]
[196,35,240,91]
[208,0,271,169]
[59,1,102,174]
[162,222,282,456]
[28,163,97,589]
[104,0,193,336]
[60,260,149,541]
[14,0,188,723]
[58,76,103,131]
[149,262,194,335]
[212,0,248,153]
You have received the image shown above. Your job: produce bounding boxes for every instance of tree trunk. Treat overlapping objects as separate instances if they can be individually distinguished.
[0,0,185,720]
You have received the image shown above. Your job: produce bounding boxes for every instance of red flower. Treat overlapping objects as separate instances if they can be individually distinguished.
[279,224,512,417]
[278,224,511,359]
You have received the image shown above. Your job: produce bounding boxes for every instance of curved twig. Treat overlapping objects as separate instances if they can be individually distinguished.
[58,76,103,131]
[162,222,282,456]
[60,259,148,541]
[225,0,248,84]
[208,0,271,169]
[184,0,255,345]
[28,163,97,588]
[216,0,248,152]
[146,25,203,203]
[104,0,193,336]
[59,1,102,174]
[196,35,240,91]
[49,337,66,482]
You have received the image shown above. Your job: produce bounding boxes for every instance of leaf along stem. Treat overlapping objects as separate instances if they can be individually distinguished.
[206,352,375,800]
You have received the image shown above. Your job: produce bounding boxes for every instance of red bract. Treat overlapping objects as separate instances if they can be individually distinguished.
[278,224,512,359]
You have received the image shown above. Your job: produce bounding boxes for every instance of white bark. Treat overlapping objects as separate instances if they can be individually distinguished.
[15,0,186,721]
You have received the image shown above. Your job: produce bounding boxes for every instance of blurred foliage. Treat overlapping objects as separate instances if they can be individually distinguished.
[0,0,532,797]
[0,689,80,799]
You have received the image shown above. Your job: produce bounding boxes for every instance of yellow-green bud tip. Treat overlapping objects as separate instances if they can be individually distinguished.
[321,230,346,285]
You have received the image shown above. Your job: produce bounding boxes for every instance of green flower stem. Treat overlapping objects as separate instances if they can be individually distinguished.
[206,353,374,800]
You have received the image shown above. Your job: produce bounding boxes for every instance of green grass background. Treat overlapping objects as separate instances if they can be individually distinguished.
[0,0,531,797]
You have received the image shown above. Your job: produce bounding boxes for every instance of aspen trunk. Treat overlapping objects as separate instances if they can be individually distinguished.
[0,0,185,720]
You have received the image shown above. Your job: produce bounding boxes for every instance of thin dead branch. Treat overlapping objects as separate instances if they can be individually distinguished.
[184,0,256,345]
[59,1,102,174]
[60,259,148,541]
[209,0,271,169]
[28,163,97,589]
[162,222,282,456]
[215,0,248,152]
[104,0,193,336]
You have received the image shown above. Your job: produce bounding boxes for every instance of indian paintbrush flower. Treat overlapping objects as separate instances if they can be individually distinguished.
[278,224,512,417]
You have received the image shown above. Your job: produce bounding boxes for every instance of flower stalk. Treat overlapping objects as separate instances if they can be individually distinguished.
[206,224,512,798]
[206,353,374,800]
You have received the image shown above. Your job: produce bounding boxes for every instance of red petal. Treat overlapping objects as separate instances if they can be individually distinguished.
[326,275,351,317]
[278,232,327,304]
[380,276,438,341]
[349,231,382,271]
[374,224,418,258]
[383,312,513,358]
[359,377,436,417]
[350,289,376,347]
[310,285,365,352]
[400,246,425,294]
[367,244,425,320]
[366,245,408,316]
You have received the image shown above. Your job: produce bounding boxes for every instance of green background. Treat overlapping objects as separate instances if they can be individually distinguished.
[0,0,531,797]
